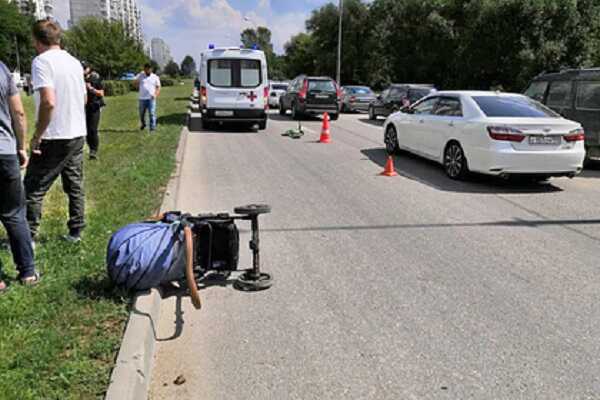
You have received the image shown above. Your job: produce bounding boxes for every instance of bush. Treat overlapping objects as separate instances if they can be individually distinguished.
[161,78,175,87]
[104,80,131,97]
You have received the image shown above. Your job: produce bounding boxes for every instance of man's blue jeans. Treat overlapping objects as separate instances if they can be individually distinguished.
[0,156,35,278]
[139,98,157,130]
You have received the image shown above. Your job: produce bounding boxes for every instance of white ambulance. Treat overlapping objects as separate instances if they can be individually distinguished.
[199,46,269,130]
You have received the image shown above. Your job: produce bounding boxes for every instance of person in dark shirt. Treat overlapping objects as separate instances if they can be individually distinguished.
[83,62,105,160]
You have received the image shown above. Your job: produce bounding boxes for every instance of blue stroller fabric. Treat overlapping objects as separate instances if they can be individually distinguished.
[107,222,185,290]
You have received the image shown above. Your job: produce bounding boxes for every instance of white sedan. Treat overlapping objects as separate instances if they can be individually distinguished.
[383,91,586,180]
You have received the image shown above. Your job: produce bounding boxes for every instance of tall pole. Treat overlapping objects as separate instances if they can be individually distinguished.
[14,36,21,73]
[336,0,343,84]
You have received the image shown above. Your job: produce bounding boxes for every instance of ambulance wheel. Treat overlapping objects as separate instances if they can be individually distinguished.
[234,204,271,216]
[201,119,213,130]
[235,272,273,291]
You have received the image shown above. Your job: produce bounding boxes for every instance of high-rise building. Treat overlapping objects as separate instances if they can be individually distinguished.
[150,38,172,70]
[9,0,54,20]
[69,0,142,43]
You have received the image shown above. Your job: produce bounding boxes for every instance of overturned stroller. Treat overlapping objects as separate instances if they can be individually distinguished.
[107,204,273,309]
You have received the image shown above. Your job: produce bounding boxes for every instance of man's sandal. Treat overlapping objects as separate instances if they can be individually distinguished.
[20,272,41,287]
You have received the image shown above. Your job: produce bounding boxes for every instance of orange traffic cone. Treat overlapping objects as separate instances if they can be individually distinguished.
[380,155,398,176]
[319,112,332,143]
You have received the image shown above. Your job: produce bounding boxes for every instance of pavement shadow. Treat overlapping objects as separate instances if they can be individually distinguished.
[358,118,384,128]
[268,113,322,122]
[361,147,564,194]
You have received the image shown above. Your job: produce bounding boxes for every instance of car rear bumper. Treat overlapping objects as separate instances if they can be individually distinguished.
[299,104,339,115]
[202,108,267,122]
[472,146,586,176]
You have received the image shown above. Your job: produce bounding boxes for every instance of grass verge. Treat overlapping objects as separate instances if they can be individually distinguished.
[0,80,191,399]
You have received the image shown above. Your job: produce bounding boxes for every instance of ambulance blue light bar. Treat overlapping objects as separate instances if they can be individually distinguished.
[208,44,215,49]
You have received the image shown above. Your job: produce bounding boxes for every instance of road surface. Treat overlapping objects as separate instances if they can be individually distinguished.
[149,111,600,399]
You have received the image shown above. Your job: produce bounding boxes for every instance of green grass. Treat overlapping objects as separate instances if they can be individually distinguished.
[0,81,192,399]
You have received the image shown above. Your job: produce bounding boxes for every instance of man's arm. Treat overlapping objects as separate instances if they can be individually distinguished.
[8,93,28,167]
[31,87,56,153]
[154,76,161,98]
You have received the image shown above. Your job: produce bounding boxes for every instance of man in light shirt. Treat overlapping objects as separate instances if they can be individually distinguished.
[135,63,161,132]
[24,19,87,243]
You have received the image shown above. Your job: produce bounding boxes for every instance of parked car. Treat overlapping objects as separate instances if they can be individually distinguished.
[279,75,340,120]
[524,68,600,161]
[268,81,289,108]
[119,72,137,81]
[340,86,376,113]
[199,46,269,130]
[369,84,435,120]
[383,91,585,180]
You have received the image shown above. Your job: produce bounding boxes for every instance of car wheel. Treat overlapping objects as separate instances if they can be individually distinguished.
[384,125,399,155]
[444,142,469,180]
[330,113,339,121]
[369,106,376,120]
[201,119,213,130]
[258,120,267,130]
[279,102,286,115]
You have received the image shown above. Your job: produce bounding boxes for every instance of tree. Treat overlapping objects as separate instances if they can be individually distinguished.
[283,33,316,78]
[0,0,36,72]
[163,60,180,77]
[149,59,161,75]
[240,26,283,78]
[64,17,147,79]
[180,55,197,77]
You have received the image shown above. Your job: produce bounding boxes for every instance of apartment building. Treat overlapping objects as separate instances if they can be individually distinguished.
[69,0,142,42]
[9,0,54,20]
[150,38,172,70]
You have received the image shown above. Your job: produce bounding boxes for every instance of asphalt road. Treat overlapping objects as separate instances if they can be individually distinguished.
[149,111,600,400]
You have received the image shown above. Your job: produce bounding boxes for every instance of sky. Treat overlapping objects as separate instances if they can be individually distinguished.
[52,0,338,64]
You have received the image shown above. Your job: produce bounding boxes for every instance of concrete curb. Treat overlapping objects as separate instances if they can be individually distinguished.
[105,126,189,400]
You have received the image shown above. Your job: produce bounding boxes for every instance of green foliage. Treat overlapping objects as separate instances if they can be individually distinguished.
[64,17,147,80]
[149,59,161,75]
[160,78,175,87]
[180,55,197,77]
[282,0,600,91]
[0,0,36,72]
[103,80,131,96]
[241,26,286,79]
[163,60,180,77]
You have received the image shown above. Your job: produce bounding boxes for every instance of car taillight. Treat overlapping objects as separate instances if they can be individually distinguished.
[299,80,308,100]
[200,86,207,102]
[564,128,585,142]
[264,86,269,110]
[487,126,525,142]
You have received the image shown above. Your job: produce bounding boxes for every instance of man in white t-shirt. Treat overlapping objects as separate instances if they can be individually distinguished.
[24,19,87,243]
[135,64,161,132]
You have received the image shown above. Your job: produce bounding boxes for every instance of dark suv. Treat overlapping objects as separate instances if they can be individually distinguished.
[368,84,435,120]
[524,68,600,161]
[279,75,340,120]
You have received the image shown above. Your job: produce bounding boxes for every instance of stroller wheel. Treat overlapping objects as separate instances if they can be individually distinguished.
[234,204,271,216]
[234,272,273,291]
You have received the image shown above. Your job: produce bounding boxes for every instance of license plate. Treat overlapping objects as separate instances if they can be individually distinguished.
[529,135,560,145]
[315,94,330,99]
[215,110,234,117]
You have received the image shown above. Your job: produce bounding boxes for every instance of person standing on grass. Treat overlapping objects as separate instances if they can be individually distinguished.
[82,62,105,160]
[0,60,40,292]
[135,63,161,132]
[24,19,87,244]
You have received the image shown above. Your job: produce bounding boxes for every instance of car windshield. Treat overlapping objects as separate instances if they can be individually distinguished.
[309,80,336,92]
[409,89,432,102]
[349,87,373,95]
[473,95,560,118]
[272,84,288,91]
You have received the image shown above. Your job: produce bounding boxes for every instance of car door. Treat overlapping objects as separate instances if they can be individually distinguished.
[384,87,405,116]
[544,80,574,118]
[424,96,465,160]
[405,96,439,154]
[572,80,600,150]
[374,88,390,115]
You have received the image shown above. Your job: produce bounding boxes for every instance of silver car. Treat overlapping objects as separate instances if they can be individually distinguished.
[341,86,376,113]
[269,81,290,108]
